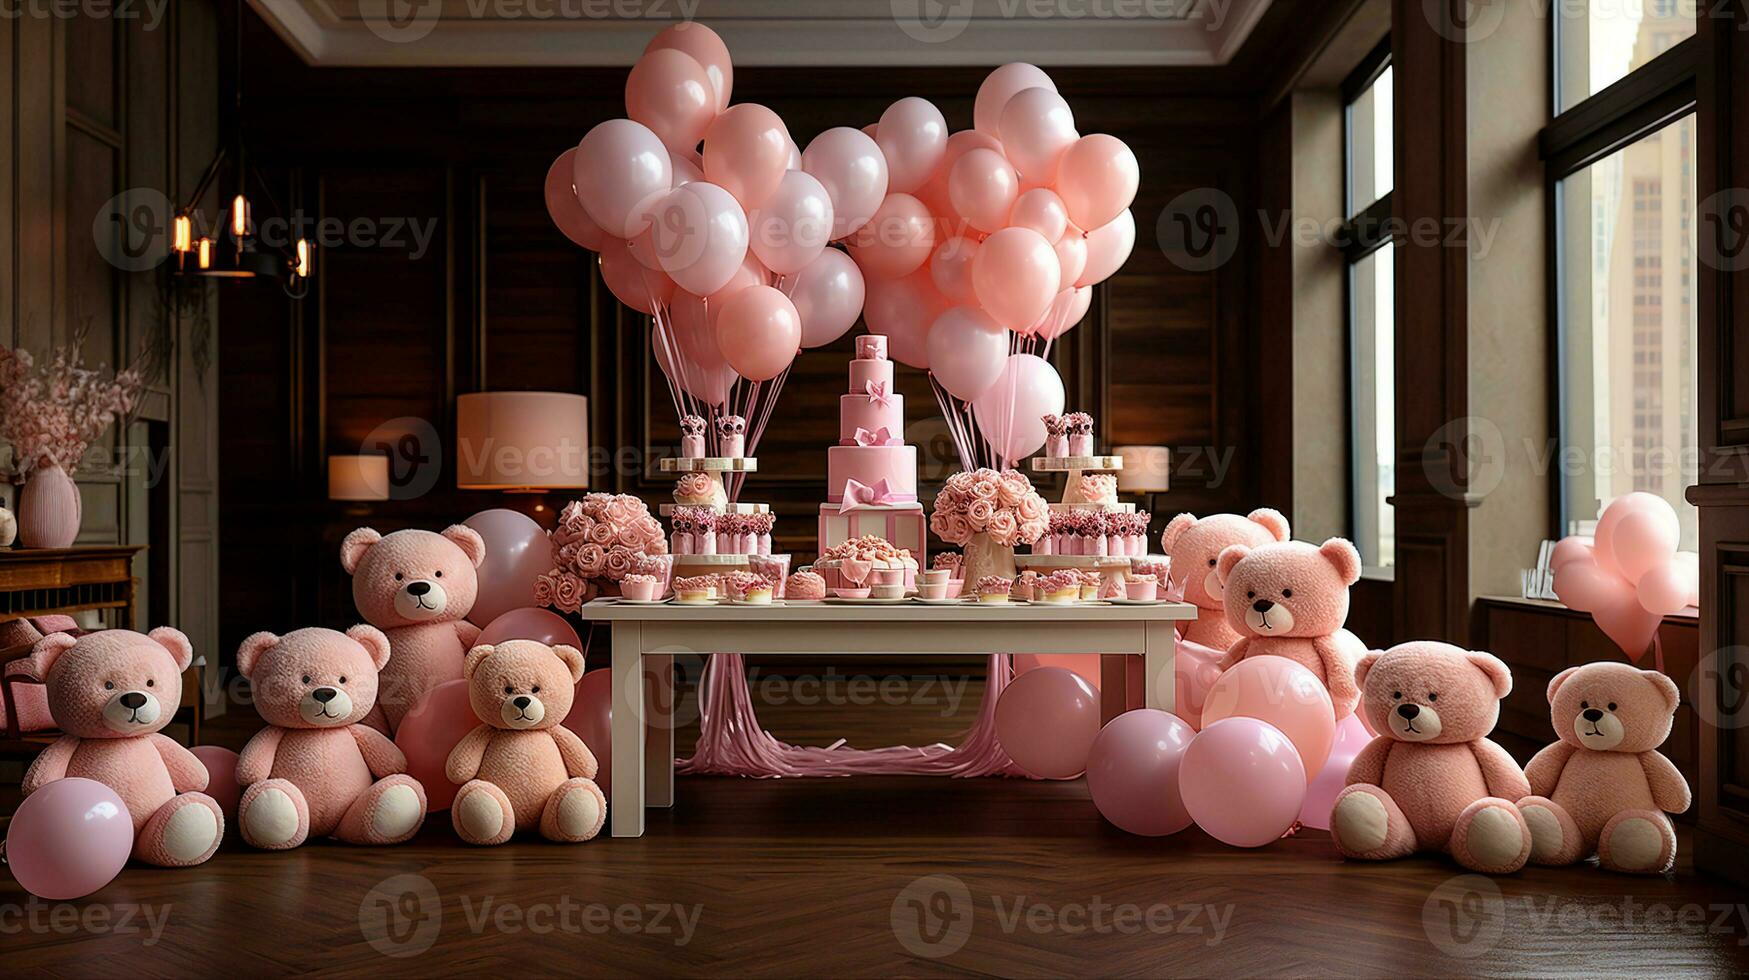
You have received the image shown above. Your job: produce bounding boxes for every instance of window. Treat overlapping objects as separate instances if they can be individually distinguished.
[1344,46,1395,571]
[1556,0,1695,111]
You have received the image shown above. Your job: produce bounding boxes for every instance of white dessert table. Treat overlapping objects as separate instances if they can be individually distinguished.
[580,597,1197,837]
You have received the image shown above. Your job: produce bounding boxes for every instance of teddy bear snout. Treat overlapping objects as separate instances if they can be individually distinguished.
[1251,598,1274,613]
[392,578,449,620]
[1244,600,1294,633]
[1582,707,1604,721]
[1574,707,1625,749]
[103,688,161,731]
[1387,700,1442,741]
[499,693,546,728]
[300,685,354,724]
[1397,703,1419,719]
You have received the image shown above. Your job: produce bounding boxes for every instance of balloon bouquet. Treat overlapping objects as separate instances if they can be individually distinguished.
[1552,491,1699,663]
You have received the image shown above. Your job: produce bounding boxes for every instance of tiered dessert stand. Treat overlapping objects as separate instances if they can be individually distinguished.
[1019,452,1136,594]
[658,454,775,581]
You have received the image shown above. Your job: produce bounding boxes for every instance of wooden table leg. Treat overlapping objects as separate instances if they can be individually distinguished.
[1144,620,1176,713]
[611,622,646,838]
[644,653,674,809]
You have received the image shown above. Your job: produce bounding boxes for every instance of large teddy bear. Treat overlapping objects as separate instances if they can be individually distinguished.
[341,525,486,734]
[1329,641,1534,874]
[1214,537,1368,719]
[1159,509,1291,650]
[446,640,606,845]
[234,626,428,849]
[1518,661,1691,874]
[18,628,224,867]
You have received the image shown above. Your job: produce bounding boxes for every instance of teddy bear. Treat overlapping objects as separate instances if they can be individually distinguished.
[341,524,486,734]
[1214,536,1367,718]
[18,628,224,867]
[1517,661,1691,874]
[1159,509,1291,650]
[234,625,428,849]
[445,639,606,845]
[1329,641,1534,874]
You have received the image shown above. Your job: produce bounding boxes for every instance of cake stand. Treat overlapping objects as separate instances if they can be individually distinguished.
[659,455,785,584]
[1025,454,1137,596]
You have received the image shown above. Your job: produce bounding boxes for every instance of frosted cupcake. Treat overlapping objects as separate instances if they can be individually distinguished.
[1041,570,1080,604]
[620,573,661,601]
[1125,574,1159,601]
[785,570,828,601]
[674,575,717,604]
[974,576,1014,604]
[1078,570,1101,601]
[727,572,774,604]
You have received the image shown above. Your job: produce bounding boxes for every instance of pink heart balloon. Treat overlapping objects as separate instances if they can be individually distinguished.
[1552,557,1616,613]
[1592,491,1670,577]
[1612,507,1680,585]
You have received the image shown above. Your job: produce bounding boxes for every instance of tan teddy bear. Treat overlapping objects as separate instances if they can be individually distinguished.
[1518,661,1691,874]
[445,640,606,845]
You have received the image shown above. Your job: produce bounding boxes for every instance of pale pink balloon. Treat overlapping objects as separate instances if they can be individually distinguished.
[395,680,473,811]
[563,669,614,798]
[191,745,241,823]
[974,62,1057,137]
[1032,285,1092,341]
[948,148,1020,234]
[706,251,770,315]
[1009,187,1069,242]
[655,312,735,405]
[703,104,792,210]
[1076,209,1136,287]
[545,148,607,250]
[1179,717,1307,848]
[802,127,890,241]
[645,21,732,113]
[971,353,1065,459]
[863,268,948,369]
[1553,557,1615,613]
[625,48,716,155]
[1299,712,1374,831]
[877,97,948,194]
[4,777,133,899]
[788,247,866,348]
[785,139,802,171]
[861,122,879,140]
[847,192,937,280]
[478,606,585,649]
[627,222,665,271]
[994,667,1101,779]
[1560,561,1663,659]
[1611,505,1681,584]
[1550,536,1595,571]
[972,226,1059,332]
[929,235,981,304]
[1637,562,1695,616]
[926,305,1009,401]
[1013,653,1101,690]
[917,129,1004,219]
[670,150,704,186]
[999,87,1078,187]
[599,236,675,314]
[650,181,749,296]
[1086,708,1196,836]
[716,285,801,381]
[670,290,732,370]
[464,508,551,627]
[748,170,834,276]
[1053,231,1087,288]
[1056,134,1140,231]
[574,118,673,239]
[1594,491,1673,577]
[1174,638,1226,730]
[1201,656,1338,775]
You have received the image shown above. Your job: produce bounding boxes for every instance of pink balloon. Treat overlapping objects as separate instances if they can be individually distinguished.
[715,285,801,381]
[789,247,866,348]
[1174,638,1226,730]
[625,48,716,155]
[477,606,584,649]
[1299,712,1374,831]
[563,668,613,798]
[395,679,474,811]
[574,118,673,239]
[995,667,1101,778]
[999,87,1078,187]
[948,148,1020,234]
[930,235,981,304]
[1593,492,1670,576]
[749,170,834,276]
[917,129,1004,220]
[1551,557,1614,613]
[1010,188,1069,242]
[1030,286,1092,341]
[1056,134,1140,231]
[1012,653,1101,690]
[1053,232,1087,288]
[876,97,948,194]
[1086,709,1196,836]
[464,508,551,627]
[705,252,770,319]
[1200,656,1337,778]
[599,236,675,314]
[1549,536,1595,572]
[1612,506,1680,584]
[650,181,749,297]
[1638,562,1694,616]
[971,353,1065,460]
[670,150,705,186]
[785,139,802,171]
[847,192,937,280]
[863,268,948,369]
[703,104,791,210]
[861,122,880,140]
[545,148,607,250]
[4,778,133,899]
[645,21,732,113]
[655,317,735,405]
[1076,209,1136,287]
[974,62,1057,137]
[926,306,1010,401]
[802,127,890,241]
[1555,559,1662,657]
[1179,717,1307,847]
[191,745,241,825]
[972,226,1059,332]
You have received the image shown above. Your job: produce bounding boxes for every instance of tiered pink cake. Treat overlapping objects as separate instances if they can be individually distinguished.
[817,335,927,561]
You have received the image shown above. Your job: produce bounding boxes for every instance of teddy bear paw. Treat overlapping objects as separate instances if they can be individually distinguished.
[542,778,606,842]
[371,784,425,841]
[1332,791,1390,854]
[1452,800,1530,874]
[452,781,515,845]
[1600,813,1675,874]
[243,787,304,849]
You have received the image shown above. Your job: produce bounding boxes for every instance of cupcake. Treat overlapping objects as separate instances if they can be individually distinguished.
[974,575,1014,603]
[1125,574,1159,601]
[1041,570,1080,603]
[674,575,717,604]
[785,570,828,601]
[1078,570,1101,601]
[620,573,661,601]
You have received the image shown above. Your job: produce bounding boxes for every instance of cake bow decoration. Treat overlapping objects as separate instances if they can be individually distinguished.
[864,379,892,408]
[853,426,900,448]
[838,477,899,514]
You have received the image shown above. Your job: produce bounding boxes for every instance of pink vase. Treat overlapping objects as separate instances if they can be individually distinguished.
[20,464,81,548]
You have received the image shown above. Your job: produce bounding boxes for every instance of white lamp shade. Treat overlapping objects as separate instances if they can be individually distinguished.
[456,391,590,491]
[329,455,390,501]
[1115,445,1171,493]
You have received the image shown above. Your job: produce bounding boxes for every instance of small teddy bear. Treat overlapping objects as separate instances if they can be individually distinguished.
[1159,510,1291,651]
[678,414,707,458]
[1330,641,1534,874]
[714,414,747,457]
[1517,661,1691,874]
[341,525,486,734]
[1215,537,1368,719]
[234,626,427,850]
[446,640,606,845]
[19,628,224,867]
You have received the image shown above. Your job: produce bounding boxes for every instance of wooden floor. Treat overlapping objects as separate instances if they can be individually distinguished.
[3,669,1747,977]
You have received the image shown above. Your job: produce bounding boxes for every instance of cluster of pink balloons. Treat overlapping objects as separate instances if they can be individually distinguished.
[1552,491,1699,660]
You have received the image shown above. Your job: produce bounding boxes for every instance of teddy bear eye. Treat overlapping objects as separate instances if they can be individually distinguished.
[532,685,541,694]
[1282,589,1293,598]
[339,676,347,684]
[504,685,514,694]
[146,679,154,687]
[1608,702,1617,711]
[1392,691,1401,699]
[395,572,404,581]
[105,681,115,690]
[1207,558,1217,567]
[302,675,311,684]
[1246,591,1256,599]
[1428,692,1438,701]
[1581,700,1589,709]
[435,570,443,578]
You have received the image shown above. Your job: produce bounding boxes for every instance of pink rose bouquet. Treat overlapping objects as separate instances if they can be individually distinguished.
[929,468,1049,547]
[540,493,668,607]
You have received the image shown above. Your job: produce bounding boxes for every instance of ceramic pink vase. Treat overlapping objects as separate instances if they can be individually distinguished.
[20,464,81,548]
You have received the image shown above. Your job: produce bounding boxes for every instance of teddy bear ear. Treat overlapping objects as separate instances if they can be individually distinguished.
[1352,649,1383,690]
[442,524,487,569]
[1160,513,1198,554]
[552,644,586,684]
[17,633,79,682]
[340,527,382,575]
[1247,508,1291,543]
[235,632,279,679]
[464,644,495,680]
[1465,651,1513,699]
[347,625,393,671]
[148,627,195,672]
[1319,537,1363,586]
[1546,665,1580,704]
[1215,544,1250,586]
[1643,668,1681,713]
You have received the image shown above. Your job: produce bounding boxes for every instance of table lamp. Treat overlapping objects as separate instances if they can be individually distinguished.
[1114,446,1170,543]
[456,391,590,492]
[328,454,390,501]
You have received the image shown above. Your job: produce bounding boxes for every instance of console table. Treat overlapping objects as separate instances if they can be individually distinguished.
[0,545,143,627]
[581,598,1197,838]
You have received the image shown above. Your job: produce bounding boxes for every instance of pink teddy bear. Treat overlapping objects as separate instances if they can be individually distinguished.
[1159,509,1291,650]
[1215,536,1367,719]
[446,640,606,845]
[234,626,428,849]
[1518,662,1691,874]
[341,525,486,734]
[1330,641,1534,874]
[19,628,224,867]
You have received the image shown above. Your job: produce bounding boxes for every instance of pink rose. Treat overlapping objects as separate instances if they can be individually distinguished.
[552,572,587,613]
[1018,494,1047,522]
[987,510,1019,545]
[971,477,1000,502]
[533,571,557,608]
[967,498,995,525]
[604,547,634,579]
[588,521,615,545]
[997,480,1024,509]
[577,543,608,577]
[605,495,643,527]
[945,514,973,544]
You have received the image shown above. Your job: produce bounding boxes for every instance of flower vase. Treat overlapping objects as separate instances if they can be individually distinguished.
[19,464,81,548]
[962,531,1017,585]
